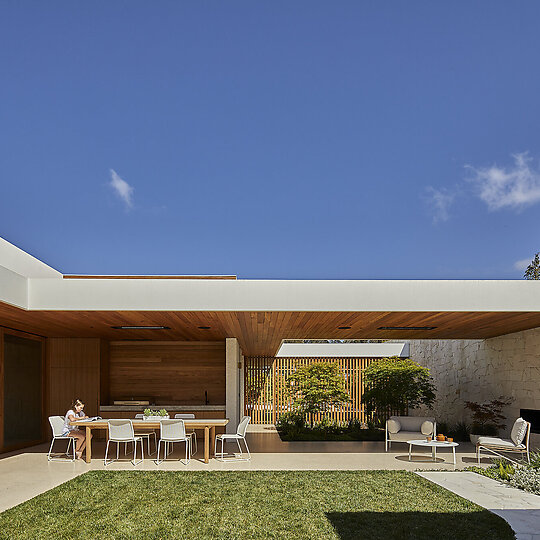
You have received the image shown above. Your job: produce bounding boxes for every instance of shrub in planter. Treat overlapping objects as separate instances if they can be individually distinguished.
[143,408,169,420]
[464,396,513,443]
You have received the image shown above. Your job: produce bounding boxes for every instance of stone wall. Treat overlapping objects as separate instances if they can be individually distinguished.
[409,327,540,448]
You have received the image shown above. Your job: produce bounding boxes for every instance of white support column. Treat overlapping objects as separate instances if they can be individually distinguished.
[225,338,242,433]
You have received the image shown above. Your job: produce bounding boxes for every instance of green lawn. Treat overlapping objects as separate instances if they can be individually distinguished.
[0,471,514,539]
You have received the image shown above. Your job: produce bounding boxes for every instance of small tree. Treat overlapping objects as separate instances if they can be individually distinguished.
[362,357,436,422]
[286,362,351,425]
[524,252,540,280]
[465,396,514,435]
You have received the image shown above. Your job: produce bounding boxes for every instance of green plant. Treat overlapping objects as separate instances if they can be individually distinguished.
[528,450,540,469]
[362,357,436,421]
[510,467,540,495]
[465,396,513,435]
[286,362,351,425]
[497,461,515,481]
[524,252,540,280]
[143,408,169,417]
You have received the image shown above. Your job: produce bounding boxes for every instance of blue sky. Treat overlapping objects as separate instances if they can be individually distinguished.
[1,2,540,279]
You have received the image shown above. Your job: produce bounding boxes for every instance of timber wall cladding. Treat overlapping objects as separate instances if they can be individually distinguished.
[109,341,226,405]
[47,338,102,418]
[245,356,377,425]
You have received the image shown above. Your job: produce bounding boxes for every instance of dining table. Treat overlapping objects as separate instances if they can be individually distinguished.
[70,418,229,464]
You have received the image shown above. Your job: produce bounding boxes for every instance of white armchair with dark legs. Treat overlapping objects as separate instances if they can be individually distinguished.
[214,416,251,462]
[47,416,75,462]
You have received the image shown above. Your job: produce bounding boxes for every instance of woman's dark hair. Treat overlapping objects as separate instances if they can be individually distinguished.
[71,398,84,409]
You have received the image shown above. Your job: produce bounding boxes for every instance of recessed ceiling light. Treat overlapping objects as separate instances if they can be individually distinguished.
[111,326,170,330]
[198,326,211,330]
[378,326,437,331]
[338,326,352,330]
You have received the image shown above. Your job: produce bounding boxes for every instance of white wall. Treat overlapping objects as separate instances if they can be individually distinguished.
[410,327,540,448]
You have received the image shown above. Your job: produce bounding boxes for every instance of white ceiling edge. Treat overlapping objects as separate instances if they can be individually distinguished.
[0,237,61,279]
[275,342,410,358]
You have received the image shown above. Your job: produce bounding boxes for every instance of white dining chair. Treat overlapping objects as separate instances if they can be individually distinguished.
[131,413,157,455]
[47,416,76,461]
[214,416,251,461]
[156,419,191,465]
[105,420,144,466]
[174,413,197,454]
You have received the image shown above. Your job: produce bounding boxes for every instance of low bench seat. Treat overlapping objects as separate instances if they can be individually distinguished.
[385,416,436,451]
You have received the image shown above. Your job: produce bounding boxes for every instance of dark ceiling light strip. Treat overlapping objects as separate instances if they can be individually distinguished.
[378,326,437,331]
[198,326,211,330]
[111,326,171,330]
[338,326,352,330]
[0,324,46,338]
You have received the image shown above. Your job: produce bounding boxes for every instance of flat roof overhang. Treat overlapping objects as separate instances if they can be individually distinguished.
[1,235,540,356]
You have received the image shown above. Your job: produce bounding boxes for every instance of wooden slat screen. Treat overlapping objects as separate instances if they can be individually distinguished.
[244,356,378,425]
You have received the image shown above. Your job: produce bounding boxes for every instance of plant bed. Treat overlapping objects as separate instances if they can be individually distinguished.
[0,471,514,539]
[278,426,385,442]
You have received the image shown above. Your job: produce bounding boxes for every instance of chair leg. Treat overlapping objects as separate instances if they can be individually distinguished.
[104,440,111,465]
[47,438,55,461]
[243,437,251,460]
[156,440,162,465]
[235,438,242,456]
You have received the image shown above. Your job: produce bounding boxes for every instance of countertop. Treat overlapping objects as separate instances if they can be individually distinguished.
[100,405,226,412]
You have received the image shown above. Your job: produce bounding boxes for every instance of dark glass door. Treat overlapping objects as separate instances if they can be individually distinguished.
[3,334,43,447]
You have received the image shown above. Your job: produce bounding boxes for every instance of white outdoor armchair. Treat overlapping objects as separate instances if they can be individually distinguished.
[476,418,531,465]
[47,416,75,462]
[385,416,436,451]
[214,416,251,461]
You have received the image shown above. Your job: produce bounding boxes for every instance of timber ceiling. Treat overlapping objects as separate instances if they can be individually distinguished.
[1,301,540,356]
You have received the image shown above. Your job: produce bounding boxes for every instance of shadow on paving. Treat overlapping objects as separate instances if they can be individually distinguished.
[326,510,516,540]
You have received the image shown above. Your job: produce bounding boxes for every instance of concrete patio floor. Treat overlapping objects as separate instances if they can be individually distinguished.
[0,426,491,514]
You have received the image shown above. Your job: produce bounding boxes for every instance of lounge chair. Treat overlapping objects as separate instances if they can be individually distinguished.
[476,418,531,465]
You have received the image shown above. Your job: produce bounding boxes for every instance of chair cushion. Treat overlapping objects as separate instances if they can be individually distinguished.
[511,418,528,446]
[388,431,425,442]
[477,436,524,449]
[421,420,434,435]
[387,419,401,434]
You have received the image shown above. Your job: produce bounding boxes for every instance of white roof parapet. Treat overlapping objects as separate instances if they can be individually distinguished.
[26,277,540,311]
[0,237,61,279]
[276,342,410,358]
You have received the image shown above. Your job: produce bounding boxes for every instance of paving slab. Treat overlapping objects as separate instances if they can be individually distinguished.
[418,471,540,540]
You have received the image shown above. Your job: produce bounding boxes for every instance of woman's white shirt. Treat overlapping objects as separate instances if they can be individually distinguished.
[63,409,83,435]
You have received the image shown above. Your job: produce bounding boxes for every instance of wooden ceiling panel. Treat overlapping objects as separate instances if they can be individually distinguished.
[1,301,540,356]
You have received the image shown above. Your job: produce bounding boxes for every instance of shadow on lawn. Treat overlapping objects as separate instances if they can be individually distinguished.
[326,510,515,540]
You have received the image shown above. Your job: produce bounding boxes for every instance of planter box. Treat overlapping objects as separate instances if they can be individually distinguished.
[143,415,170,421]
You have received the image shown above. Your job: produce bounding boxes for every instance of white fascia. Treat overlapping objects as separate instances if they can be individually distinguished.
[26,278,540,312]
[276,342,410,358]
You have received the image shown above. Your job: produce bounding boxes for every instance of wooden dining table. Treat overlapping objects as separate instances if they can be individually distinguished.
[70,418,229,464]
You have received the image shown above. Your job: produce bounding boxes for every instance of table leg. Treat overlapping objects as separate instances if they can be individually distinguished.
[408,444,412,461]
[204,427,210,464]
[453,447,456,466]
[210,426,216,457]
[85,426,91,463]
[432,446,436,461]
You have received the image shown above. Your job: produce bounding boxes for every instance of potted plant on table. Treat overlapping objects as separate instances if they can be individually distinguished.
[465,396,513,444]
[143,408,169,421]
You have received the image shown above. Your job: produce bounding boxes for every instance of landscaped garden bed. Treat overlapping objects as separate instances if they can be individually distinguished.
[0,471,514,539]
[468,451,540,496]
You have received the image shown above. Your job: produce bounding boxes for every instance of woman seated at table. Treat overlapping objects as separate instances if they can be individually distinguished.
[62,398,89,459]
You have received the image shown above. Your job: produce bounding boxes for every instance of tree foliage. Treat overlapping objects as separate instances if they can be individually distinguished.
[362,356,436,419]
[464,396,513,433]
[286,362,351,420]
[524,252,540,280]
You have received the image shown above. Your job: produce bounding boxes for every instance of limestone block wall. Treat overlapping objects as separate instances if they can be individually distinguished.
[409,327,540,448]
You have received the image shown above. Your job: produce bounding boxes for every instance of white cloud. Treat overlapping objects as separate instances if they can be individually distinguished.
[466,152,540,211]
[109,169,134,209]
[425,186,455,223]
[514,258,531,271]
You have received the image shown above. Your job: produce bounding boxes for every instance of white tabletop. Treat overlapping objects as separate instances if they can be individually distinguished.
[407,439,459,448]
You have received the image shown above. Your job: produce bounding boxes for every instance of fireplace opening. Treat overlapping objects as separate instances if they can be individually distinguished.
[520,409,540,434]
